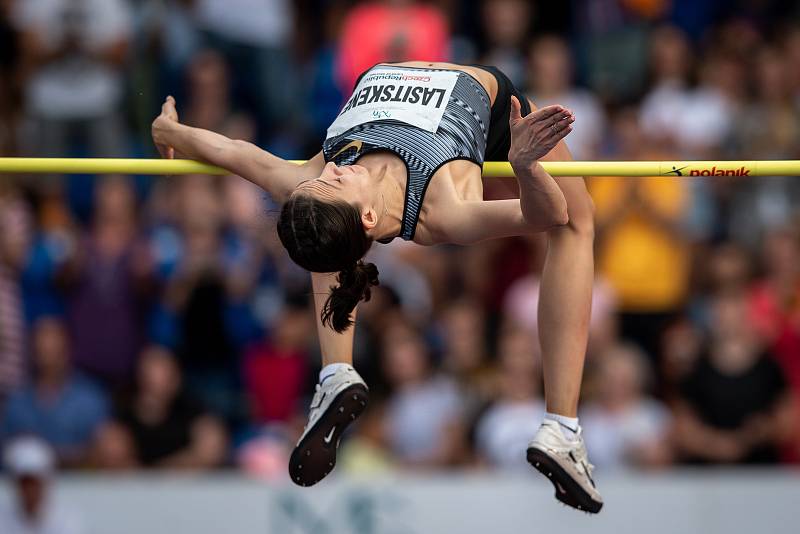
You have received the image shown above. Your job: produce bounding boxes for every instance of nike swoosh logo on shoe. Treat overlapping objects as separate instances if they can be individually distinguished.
[323,426,337,444]
[558,422,579,434]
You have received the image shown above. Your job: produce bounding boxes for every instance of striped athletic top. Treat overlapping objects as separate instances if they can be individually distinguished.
[322,65,491,241]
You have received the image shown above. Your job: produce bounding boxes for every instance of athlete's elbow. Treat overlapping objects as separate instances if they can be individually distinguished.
[536,201,570,228]
[545,208,569,229]
[522,206,568,231]
[553,209,570,227]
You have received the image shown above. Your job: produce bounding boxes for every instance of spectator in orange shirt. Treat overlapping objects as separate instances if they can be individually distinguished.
[589,108,691,361]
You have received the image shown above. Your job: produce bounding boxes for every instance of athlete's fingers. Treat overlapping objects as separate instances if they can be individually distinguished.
[548,124,573,144]
[155,143,167,159]
[534,112,573,138]
[551,115,575,132]
[155,142,175,160]
[510,95,523,123]
[162,96,179,122]
[526,104,565,124]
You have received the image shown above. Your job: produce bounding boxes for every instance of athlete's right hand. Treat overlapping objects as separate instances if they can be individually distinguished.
[152,96,180,159]
[508,96,574,169]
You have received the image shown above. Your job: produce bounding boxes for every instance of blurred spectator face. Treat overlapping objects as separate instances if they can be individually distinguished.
[179,176,224,229]
[94,177,137,251]
[755,48,790,103]
[382,327,429,387]
[702,52,747,103]
[0,189,32,270]
[715,18,762,58]
[709,293,761,373]
[184,218,221,262]
[711,292,751,340]
[442,300,486,374]
[707,243,751,293]
[137,346,181,401]
[356,286,401,327]
[762,228,800,280]
[498,323,539,374]
[95,176,136,222]
[223,178,262,231]
[612,107,647,156]
[784,26,800,92]
[497,324,540,400]
[178,177,224,259]
[273,307,313,352]
[649,26,691,83]
[530,36,571,94]
[596,344,650,407]
[661,319,703,385]
[32,317,70,380]
[187,50,231,130]
[482,0,530,48]
[188,50,229,104]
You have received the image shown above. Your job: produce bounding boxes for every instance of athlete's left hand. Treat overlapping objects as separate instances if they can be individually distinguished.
[152,96,180,159]
[508,96,574,168]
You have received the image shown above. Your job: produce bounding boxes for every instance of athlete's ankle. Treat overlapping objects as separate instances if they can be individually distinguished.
[544,412,580,442]
[319,363,352,384]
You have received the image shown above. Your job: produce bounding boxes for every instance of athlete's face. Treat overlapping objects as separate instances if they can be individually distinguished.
[294,162,379,232]
[297,162,372,203]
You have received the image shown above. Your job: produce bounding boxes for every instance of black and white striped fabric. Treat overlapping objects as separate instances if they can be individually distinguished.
[323,66,491,241]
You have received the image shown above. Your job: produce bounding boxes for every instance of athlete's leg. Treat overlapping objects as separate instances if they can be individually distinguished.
[289,272,366,487]
[537,141,594,418]
[525,139,603,514]
[311,272,355,367]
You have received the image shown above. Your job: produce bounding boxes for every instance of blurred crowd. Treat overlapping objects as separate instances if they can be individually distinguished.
[1,0,800,483]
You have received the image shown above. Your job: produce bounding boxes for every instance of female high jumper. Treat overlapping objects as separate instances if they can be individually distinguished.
[152,61,601,513]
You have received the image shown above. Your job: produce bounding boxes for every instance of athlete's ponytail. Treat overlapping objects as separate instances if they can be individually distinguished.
[277,193,380,333]
[321,260,379,332]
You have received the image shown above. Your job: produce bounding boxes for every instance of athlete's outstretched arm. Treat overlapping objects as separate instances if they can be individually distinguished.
[152,96,325,202]
[311,272,355,366]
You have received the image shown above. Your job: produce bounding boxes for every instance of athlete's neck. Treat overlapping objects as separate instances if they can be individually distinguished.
[360,155,406,240]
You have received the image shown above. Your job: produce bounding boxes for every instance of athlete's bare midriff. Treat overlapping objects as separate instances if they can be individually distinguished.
[361,62,501,244]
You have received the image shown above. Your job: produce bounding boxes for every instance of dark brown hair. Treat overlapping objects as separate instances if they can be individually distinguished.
[277,194,379,333]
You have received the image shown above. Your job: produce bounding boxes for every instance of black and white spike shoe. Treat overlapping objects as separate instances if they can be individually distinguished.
[526,420,604,514]
[289,364,368,487]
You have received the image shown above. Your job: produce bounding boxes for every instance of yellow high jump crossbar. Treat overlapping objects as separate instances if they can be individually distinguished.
[0,158,799,177]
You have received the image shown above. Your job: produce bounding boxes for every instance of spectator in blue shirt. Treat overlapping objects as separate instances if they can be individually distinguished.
[1,316,109,466]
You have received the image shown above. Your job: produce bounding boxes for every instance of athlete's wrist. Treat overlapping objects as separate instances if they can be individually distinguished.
[152,115,180,144]
[510,157,542,176]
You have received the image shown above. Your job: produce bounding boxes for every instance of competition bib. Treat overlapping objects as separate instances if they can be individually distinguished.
[326,67,459,139]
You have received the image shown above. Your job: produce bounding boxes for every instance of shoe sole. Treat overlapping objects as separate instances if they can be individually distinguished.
[526,447,603,514]
[289,384,369,487]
